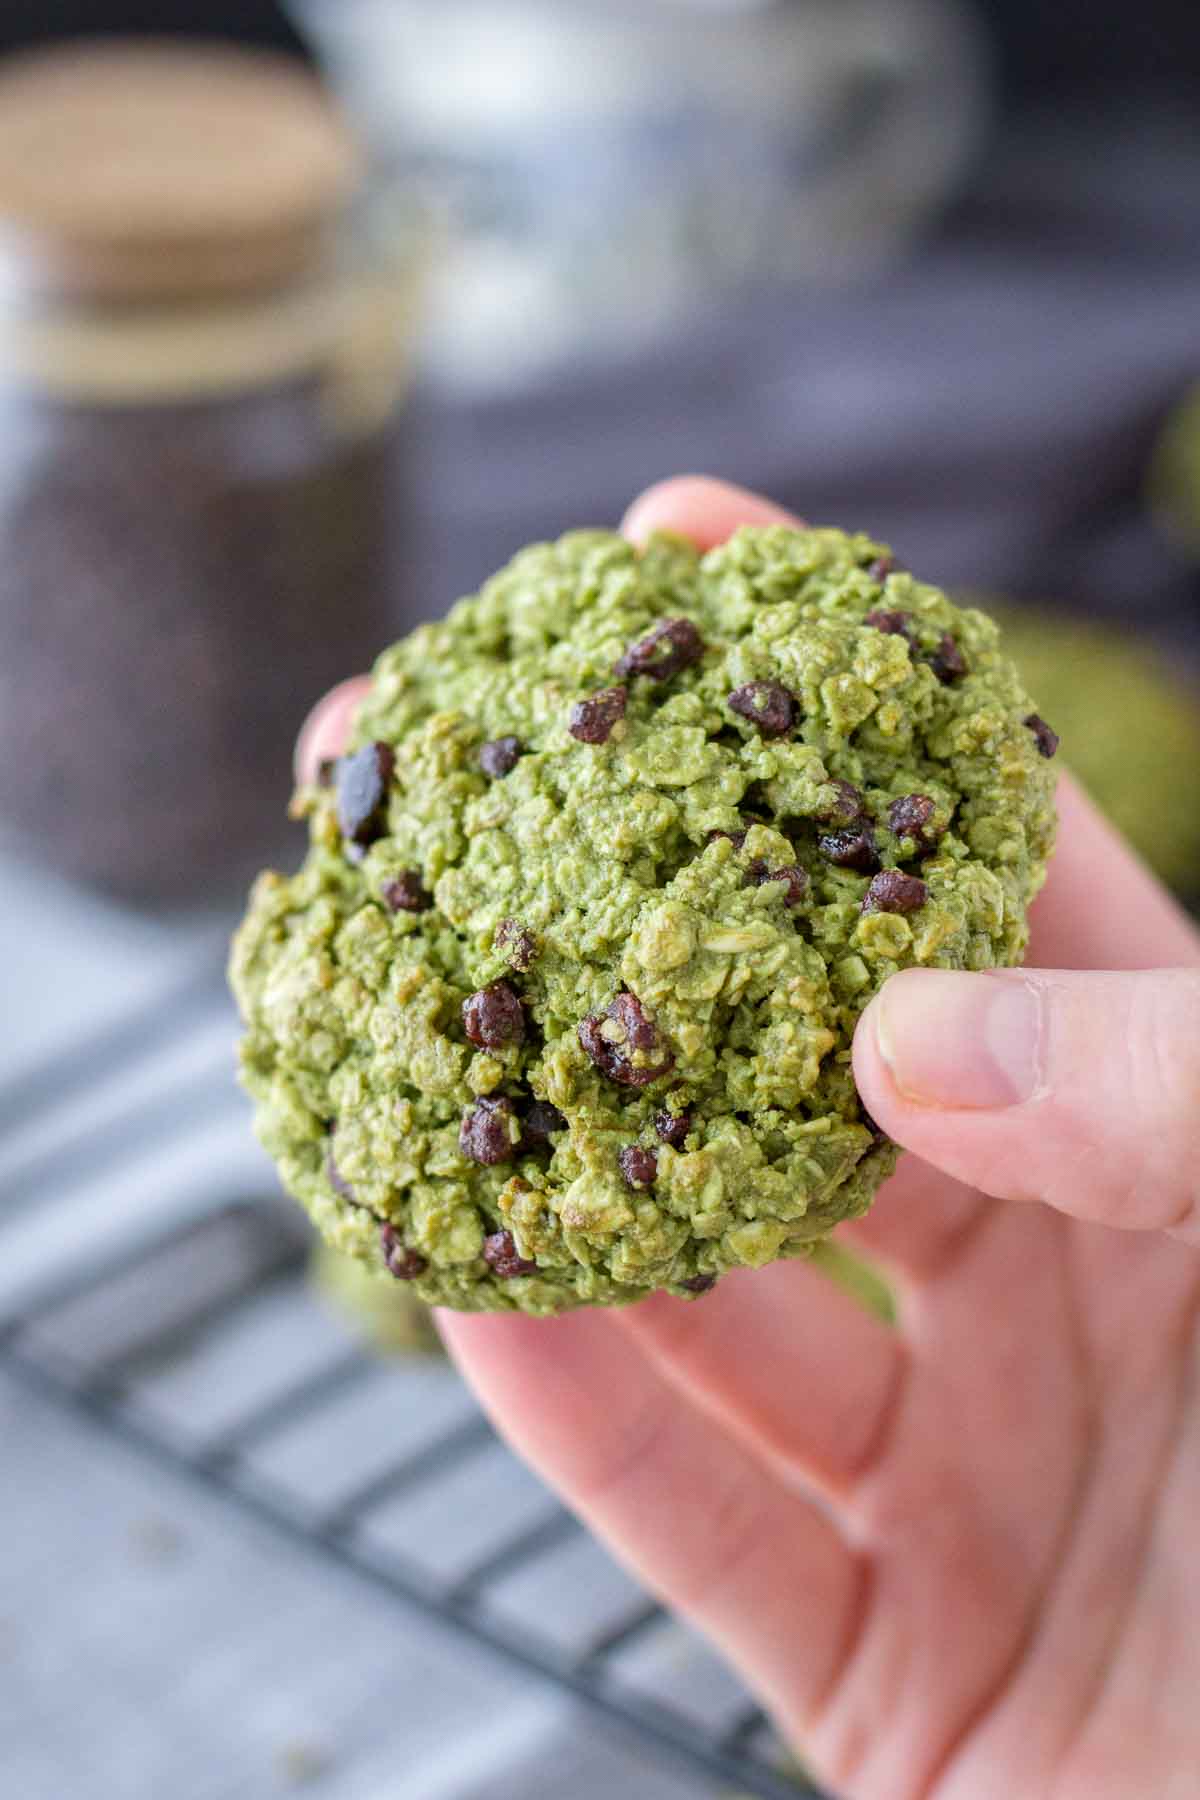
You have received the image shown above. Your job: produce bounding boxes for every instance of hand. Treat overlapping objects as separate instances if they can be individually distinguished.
[298,477,1200,1800]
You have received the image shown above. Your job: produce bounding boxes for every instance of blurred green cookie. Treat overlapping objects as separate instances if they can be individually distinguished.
[992,607,1200,898]
[310,1242,444,1356]
[232,525,1056,1314]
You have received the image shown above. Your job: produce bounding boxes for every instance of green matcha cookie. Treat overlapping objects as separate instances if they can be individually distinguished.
[231,525,1057,1314]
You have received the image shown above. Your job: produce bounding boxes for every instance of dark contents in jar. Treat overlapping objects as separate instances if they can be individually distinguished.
[0,378,395,899]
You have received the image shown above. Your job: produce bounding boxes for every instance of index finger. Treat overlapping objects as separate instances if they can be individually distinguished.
[621,473,802,547]
[294,674,371,785]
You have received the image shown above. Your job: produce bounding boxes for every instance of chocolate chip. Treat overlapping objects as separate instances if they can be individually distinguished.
[654,1109,692,1146]
[576,1031,639,1084]
[520,1100,567,1147]
[681,1274,716,1295]
[1025,713,1060,758]
[569,685,627,744]
[817,823,880,873]
[927,633,968,684]
[727,680,797,737]
[479,735,522,778]
[495,918,536,970]
[462,980,525,1050]
[864,609,916,642]
[459,1096,517,1165]
[578,990,674,1087]
[326,1151,355,1202]
[610,991,666,1053]
[483,1229,537,1279]
[747,860,809,906]
[380,1225,427,1281]
[615,617,704,682]
[887,793,944,856]
[618,1145,658,1189]
[866,554,901,581]
[381,870,432,913]
[336,741,394,845]
[820,779,867,827]
[861,869,929,914]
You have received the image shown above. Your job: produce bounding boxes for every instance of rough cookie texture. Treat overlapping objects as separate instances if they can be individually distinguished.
[231,526,1058,1314]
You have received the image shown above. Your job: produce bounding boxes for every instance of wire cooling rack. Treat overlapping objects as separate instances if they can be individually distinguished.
[0,974,826,1800]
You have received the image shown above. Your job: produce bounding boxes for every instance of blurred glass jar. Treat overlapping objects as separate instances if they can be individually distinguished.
[0,43,421,901]
[293,0,988,393]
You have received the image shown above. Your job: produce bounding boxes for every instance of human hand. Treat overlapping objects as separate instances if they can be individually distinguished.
[298,477,1200,1800]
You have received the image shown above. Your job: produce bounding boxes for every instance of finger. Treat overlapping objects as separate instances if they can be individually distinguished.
[294,674,372,785]
[437,1307,861,1741]
[621,474,801,548]
[853,965,1200,1243]
[1028,774,1200,971]
[613,1258,904,1500]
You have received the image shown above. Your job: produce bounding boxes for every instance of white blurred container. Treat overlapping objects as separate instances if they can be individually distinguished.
[291,0,989,392]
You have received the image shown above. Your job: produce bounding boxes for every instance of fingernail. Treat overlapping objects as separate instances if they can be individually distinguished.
[875,970,1045,1109]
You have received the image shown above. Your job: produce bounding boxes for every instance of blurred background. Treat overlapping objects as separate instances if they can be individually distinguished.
[0,4,1197,1798]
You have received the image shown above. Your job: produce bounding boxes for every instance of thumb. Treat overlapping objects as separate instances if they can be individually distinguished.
[853,966,1200,1245]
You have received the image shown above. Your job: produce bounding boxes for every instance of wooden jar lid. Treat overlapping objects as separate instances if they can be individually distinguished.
[0,40,360,298]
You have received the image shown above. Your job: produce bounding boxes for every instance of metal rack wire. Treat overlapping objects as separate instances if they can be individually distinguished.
[0,974,827,1800]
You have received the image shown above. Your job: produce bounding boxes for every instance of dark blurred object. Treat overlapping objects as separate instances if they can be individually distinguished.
[0,42,418,900]
[0,0,307,61]
[979,0,1200,99]
[5,0,1199,103]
